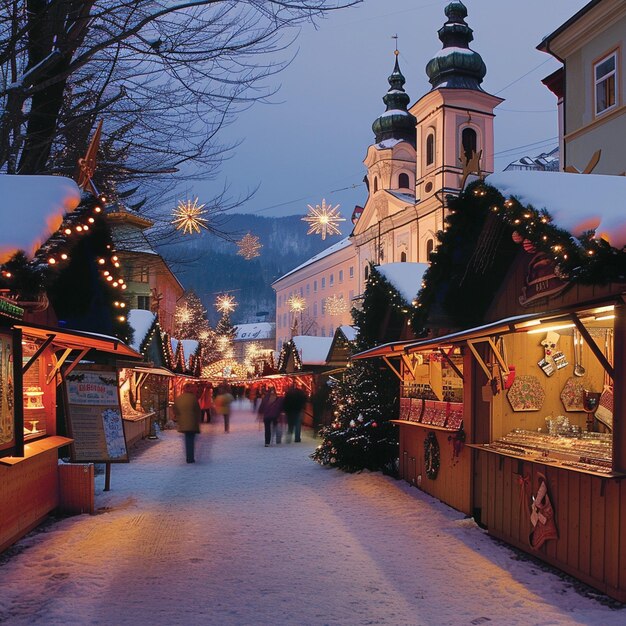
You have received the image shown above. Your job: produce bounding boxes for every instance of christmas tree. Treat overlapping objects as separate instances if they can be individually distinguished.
[311,263,401,474]
[174,291,208,339]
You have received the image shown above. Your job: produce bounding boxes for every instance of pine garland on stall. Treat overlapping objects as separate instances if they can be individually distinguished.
[312,264,400,475]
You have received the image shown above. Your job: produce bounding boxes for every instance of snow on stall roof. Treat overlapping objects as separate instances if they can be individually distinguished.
[339,325,358,342]
[170,338,179,352]
[127,309,156,351]
[488,171,626,248]
[0,175,81,263]
[292,335,333,365]
[377,262,429,304]
[273,237,353,283]
[234,322,275,341]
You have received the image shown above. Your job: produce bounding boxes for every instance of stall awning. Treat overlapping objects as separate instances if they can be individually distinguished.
[15,323,142,359]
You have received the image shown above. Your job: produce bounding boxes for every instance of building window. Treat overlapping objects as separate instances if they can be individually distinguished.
[373,177,379,193]
[137,295,150,310]
[426,238,434,259]
[321,327,326,337]
[398,172,410,189]
[461,127,477,164]
[426,132,435,166]
[321,277,326,289]
[300,287,303,296]
[329,274,334,286]
[339,270,343,283]
[313,302,318,317]
[306,284,310,295]
[364,265,369,280]
[313,280,318,292]
[400,251,407,262]
[321,298,326,316]
[349,266,354,279]
[595,52,617,115]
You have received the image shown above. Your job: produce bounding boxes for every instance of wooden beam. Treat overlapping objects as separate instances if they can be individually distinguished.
[47,348,73,385]
[466,340,492,379]
[438,347,464,381]
[22,334,55,374]
[570,313,614,379]
[383,355,404,382]
[60,348,90,383]
[486,338,508,372]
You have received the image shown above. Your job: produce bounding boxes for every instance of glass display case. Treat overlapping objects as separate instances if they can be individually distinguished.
[22,340,47,440]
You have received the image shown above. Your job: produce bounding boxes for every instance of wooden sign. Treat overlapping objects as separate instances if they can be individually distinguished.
[64,365,128,463]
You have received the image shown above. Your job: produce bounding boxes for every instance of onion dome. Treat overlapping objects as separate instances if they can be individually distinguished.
[372,54,417,146]
[425,1,487,91]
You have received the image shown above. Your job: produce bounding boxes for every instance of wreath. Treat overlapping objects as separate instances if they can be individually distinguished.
[424,432,440,480]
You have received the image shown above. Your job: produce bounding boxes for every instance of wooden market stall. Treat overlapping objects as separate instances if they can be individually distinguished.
[0,319,141,551]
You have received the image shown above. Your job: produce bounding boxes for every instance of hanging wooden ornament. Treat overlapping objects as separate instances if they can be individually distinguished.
[523,239,537,254]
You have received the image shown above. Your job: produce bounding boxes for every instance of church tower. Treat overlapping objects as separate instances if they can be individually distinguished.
[353,52,418,270]
[410,1,503,261]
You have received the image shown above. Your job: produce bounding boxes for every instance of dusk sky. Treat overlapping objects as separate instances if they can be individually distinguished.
[195,0,589,221]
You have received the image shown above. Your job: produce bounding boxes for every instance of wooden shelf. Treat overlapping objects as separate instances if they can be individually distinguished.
[0,436,73,466]
[467,443,624,479]
[391,419,463,433]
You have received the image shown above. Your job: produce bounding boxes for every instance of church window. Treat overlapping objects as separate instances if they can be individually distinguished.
[349,266,354,279]
[426,132,435,166]
[329,273,334,286]
[400,251,407,263]
[426,239,434,259]
[137,295,150,310]
[461,127,477,164]
[313,302,318,316]
[373,177,379,193]
[313,280,318,292]
[364,265,369,280]
[306,284,310,295]
[339,270,343,283]
[321,277,326,289]
[595,51,617,115]
[398,172,410,189]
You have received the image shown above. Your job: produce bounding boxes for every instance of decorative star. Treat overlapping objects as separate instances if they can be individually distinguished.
[324,294,348,316]
[287,294,306,313]
[302,199,345,240]
[236,233,262,260]
[216,294,237,314]
[172,198,209,234]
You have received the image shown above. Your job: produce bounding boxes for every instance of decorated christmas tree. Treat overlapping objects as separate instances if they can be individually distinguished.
[311,264,401,474]
[174,290,208,339]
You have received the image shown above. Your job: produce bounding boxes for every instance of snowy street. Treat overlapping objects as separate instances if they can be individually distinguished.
[0,402,624,626]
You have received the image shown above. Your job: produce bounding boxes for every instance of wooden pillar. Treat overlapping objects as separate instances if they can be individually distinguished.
[612,303,626,473]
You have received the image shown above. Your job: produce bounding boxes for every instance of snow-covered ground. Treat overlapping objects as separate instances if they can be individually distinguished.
[0,402,624,625]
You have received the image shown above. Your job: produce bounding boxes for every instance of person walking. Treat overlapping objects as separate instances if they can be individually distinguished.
[258,386,284,447]
[214,384,234,433]
[283,382,307,443]
[173,383,201,463]
[198,383,213,423]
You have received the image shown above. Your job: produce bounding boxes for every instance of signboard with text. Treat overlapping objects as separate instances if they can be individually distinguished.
[64,365,128,463]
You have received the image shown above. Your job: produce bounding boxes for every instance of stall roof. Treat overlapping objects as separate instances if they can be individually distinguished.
[351,339,418,360]
[130,366,175,377]
[15,323,142,359]
[292,335,334,365]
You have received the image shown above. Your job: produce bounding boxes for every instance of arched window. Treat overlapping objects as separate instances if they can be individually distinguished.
[400,251,407,262]
[461,127,477,164]
[364,265,369,280]
[426,239,434,259]
[373,177,379,193]
[426,132,435,166]
[398,172,410,189]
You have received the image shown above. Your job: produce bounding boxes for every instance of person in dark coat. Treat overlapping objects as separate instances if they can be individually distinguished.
[173,383,201,463]
[257,386,284,447]
[283,383,307,443]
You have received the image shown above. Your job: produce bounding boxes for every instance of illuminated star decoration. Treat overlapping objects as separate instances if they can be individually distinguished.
[287,294,306,312]
[215,293,237,314]
[236,233,262,260]
[324,294,348,316]
[302,199,345,240]
[172,198,209,234]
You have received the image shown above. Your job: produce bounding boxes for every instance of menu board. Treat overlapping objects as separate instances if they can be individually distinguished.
[64,365,129,463]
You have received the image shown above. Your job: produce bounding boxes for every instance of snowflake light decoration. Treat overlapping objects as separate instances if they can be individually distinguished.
[302,199,345,240]
[216,293,237,314]
[287,294,306,312]
[172,198,209,234]
[324,294,348,316]
[237,233,262,260]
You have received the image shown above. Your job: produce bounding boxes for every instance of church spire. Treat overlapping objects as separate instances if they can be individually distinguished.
[371,50,416,146]
[425,1,487,91]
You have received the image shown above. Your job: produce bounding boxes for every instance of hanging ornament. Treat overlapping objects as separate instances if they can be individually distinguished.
[215,293,237,314]
[522,239,537,254]
[349,420,356,428]
[324,294,349,316]
[512,231,524,244]
[302,199,345,240]
[172,198,209,234]
[236,233,262,260]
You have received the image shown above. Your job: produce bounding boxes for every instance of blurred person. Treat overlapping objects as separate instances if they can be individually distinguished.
[173,383,201,463]
[199,383,213,423]
[258,386,284,447]
[283,382,307,443]
[214,384,234,433]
